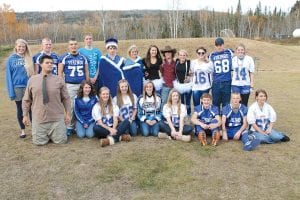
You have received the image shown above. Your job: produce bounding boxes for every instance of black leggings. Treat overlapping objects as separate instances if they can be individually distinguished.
[241,93,250,106]
[93,120,130,142]
[15,101,32,130]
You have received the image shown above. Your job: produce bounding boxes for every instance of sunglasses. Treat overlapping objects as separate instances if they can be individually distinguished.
[108,46,117,50]
[197,51,205,55]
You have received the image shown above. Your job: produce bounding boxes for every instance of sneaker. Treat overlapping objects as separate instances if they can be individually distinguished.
[66,128,73,136]
[243,139,261,151]
[158,132,171,140]
[198,132,207,146]
[120,134,131,142]
[19,134,26,138]
[181,135,191,142]
[280,135,290,142]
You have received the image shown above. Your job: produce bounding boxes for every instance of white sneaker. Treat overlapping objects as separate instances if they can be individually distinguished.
[158,132,171,140]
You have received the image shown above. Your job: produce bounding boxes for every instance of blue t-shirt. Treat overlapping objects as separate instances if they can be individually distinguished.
[222,104,247,129]
[33,52,59,75]
[78,47,102,78]
[59,53,88,84]
[209,49,234,82]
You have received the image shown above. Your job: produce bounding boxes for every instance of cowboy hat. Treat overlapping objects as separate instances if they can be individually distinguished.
[161,45,177,54]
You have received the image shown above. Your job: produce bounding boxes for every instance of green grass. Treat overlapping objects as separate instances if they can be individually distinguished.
[0,45,13,59]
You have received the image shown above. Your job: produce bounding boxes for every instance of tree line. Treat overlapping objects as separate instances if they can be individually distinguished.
[0,0,299,45]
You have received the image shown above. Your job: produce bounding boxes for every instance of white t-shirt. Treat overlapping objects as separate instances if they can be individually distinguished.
[92,103,119,127]
[190,59,213,91]
[113,94,137,120]
[232,55,255,86]
[163,104,187,127]
[247,101,276,131]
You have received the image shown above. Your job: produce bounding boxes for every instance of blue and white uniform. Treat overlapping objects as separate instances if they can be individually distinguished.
[78,47,102,78]
[33,51,59,75]
[113,94,138,121]
[222,104,248,138]
[232,55,255,94]
[209,49,234,82]
[74,95,98,126]
[59,53,88,84]
[98,55,125,97]
[194,104,220,134]
[123,57,144,97]
[92,103,119,127]
[209,49,234,109]
[5,54,29,100]
[163,104,187,128]
[137,95,162,122]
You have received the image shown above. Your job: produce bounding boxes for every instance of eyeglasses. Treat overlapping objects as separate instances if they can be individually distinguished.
[197,51,205,55]
[108,46,117,50]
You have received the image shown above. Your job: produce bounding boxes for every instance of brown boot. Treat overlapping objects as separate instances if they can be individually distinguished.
[100,138,110,147]
[120,134,131,142]
[100,136,115,147]
[198,132,207,146]
[212,132,221,146]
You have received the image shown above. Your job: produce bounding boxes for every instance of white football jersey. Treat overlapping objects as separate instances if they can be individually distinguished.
[190,59,213,91]
[163,104,187,127]
[232,55,255,86]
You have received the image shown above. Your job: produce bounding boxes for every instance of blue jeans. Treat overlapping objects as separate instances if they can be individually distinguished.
[161,85,172,106]
[140,121,160,137]
[160,122,193,136]
[251,129,284,144]
[128,120,138,136]
[93,120,130,142]
[212,81,231,110]
[76,121,95,138]
[192,89,210,107]
[181,91,192,115]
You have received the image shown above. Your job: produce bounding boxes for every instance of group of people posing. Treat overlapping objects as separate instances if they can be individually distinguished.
[5,35,290,150]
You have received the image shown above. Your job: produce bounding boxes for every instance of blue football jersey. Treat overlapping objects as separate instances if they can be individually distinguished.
[33,52,59,75]
[209,49,234,82]
[194,104,220,124]
[222,104,247,128]
[59,53,88,84]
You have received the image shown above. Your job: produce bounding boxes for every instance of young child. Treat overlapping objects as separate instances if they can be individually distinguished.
[191,93,221,146]
[159,89,193,142]
[113,79,138,136]
[222,93,260,151]
[247,89,290,144]
[92,87,131,147]
[137,81,162,137]
[74,80,98,138]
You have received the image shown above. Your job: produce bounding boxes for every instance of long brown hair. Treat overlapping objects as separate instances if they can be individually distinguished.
[77,80,96,98]
[144,44,162,68]
[142,81,157,105]
[167,89,181,118]
[116,79,134,108]
[98,87,114,116]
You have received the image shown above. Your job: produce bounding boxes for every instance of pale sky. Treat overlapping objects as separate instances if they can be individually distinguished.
[1,0,297,13]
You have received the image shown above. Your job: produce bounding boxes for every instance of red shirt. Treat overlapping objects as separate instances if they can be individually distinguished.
[161,60,176,87]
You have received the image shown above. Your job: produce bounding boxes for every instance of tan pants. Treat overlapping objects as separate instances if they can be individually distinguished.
[32,119,67,145]
[66,83,80,129]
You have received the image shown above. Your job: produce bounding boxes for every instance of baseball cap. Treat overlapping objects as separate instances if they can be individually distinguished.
[215,37,224,46]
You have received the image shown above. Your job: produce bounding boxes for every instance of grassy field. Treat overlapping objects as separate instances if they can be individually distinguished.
[0,38,299,200]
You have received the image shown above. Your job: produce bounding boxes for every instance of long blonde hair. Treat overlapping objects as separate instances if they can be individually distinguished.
[98,87,114,116]
[167,89,181,118]
[142,81,157,105]
[116,79,134,108]
[15,39,33,76]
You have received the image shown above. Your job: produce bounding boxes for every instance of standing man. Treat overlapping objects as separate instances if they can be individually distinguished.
[98,38,125,97]
[58,37,90,135]
[78,33,102,90]
[209,37,234,110]
[32,38,59,75]
[22,55,71,145]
